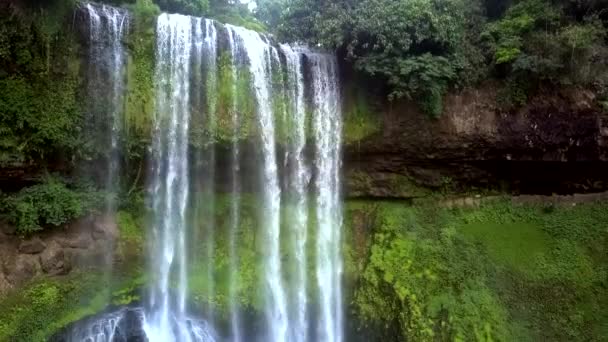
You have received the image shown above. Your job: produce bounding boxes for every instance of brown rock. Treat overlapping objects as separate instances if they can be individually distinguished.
[18,237,46,254]
[0,272,11,297]
[5,254,41,285]
[93,215,118,241]
[57,232,92,249]
[39,241,67,275]
[0,221,15,236]
[92,228,106,240]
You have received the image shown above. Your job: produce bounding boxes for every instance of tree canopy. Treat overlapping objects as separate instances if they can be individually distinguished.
[276,0,608,116]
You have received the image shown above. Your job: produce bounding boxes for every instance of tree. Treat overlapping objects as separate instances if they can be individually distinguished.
[280,0,482,117]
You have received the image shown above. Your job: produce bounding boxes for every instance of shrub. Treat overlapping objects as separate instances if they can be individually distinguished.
[0,177,102,235]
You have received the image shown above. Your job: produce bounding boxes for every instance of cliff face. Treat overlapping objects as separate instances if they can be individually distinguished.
[343,83,608,197]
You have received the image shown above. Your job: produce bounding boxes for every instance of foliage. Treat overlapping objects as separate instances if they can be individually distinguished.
[155,0,209,15]
[208,0,266,32]
[279,0,484,117]
[345,199,608,341]
[0,1,82,165]
[280,0,607,114]
[0,269,144,341]
[483,0,608,107]
[254,0,285,28]
[342,84,381,145]
[0,176,102,235]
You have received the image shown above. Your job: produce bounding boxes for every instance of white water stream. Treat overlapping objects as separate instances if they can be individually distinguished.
[79,5,344,342]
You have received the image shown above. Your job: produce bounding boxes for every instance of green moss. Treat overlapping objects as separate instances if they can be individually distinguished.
[0,1,83,165]
[461,221,550,275]
[342,84,380,145]
[345,199,608,341]
[0,269,144,341]
[124,0,159,153]
[346,171,430,198]
[117,210,145,248]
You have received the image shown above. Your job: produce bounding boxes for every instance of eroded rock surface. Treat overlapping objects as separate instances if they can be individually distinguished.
[0,215,118,294]
[344,85,608,197]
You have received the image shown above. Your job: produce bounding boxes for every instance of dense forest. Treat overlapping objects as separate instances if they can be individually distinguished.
[0,0,607,341]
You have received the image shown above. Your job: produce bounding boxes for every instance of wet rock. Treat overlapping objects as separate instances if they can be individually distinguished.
[5,254,41,285]
[0,272,11,296]
[91,228,106,240]
[19,237,46,254]
[40,241,68,275]
[0,221,16,236]
[343,83,608,197]
[93,214,118,241]
[57,232,92,249]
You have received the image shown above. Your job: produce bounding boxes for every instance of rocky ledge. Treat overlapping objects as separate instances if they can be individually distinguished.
[344,85,608,197]
[0,215,118,296]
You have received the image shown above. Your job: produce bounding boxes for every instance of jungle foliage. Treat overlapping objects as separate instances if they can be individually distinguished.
[0,269,145,341]
[0,0,82,165]
[344,199,608,341]
[276,0,608,116]
[0,176,103,235]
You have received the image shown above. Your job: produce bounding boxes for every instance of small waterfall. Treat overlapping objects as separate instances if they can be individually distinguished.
[230,26,288,342]
[226,25,243,342]
[310,53,344,342]
[144,13,194,341]
[84,2,128,212]
[202,18,218,322]
[281,44,310,342]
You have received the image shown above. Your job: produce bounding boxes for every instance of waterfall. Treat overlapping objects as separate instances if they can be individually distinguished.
[84,2,128,212]
[77,4,344,342]
[203,18,218,322]
[79,5,129,342]
[230,25,288,342]
[144,13,193,341]
[281,44,310,342]
[310,53,344,342]
[226,25,243,342]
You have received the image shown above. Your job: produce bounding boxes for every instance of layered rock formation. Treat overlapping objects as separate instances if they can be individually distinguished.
[0,215,118,296]
[344,83,608,197]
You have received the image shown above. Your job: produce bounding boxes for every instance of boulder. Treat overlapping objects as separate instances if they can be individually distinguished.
[0,272,11,296]
[92,214,118,241]
[18,237,46,254]
[40,241,68,275]
[57,232,92,249]
[0,221,16,236]
[5,254,41,285]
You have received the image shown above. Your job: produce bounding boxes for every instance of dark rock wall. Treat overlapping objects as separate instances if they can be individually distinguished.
[0,215,118,296]
[343,83,608,197]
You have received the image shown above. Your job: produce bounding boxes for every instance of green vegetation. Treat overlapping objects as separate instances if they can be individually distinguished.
[344,199,608,341]
[278,0,608,116]
[0,0,82,165]
[124,0,159,165]
[0,176,102,235]
[0,269,145,341]
[342,84,381,145]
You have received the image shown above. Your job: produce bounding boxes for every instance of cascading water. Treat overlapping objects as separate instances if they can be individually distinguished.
[226,25,243,342]
[231,25,289,342]
[72,5,129,342]
[70,4,344,342]
[310,53,344,342]
[280,44,310,342]
[84,2,128,212]
[144,13,195,341]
